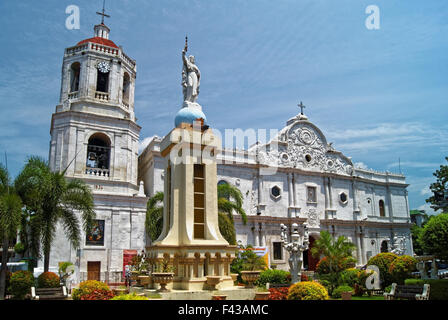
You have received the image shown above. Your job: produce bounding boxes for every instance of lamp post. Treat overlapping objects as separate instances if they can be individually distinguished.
[280,223,309,284]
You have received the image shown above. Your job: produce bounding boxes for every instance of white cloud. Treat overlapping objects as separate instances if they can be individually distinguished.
[420,186,432,196]
[354,162,368,170]
[138,136,158,153]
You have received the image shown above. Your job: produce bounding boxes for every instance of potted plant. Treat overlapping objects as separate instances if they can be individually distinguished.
[238,246,267,288]
[206,276,221,290]
[254,287,270,300]
[151,257,175,292]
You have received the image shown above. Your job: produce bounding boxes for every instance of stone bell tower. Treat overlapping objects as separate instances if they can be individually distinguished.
[146,40,236,291]
[46,9,147,281]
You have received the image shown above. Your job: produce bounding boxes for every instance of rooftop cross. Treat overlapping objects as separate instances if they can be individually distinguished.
[96,0,110,24]
[298,101,306,115]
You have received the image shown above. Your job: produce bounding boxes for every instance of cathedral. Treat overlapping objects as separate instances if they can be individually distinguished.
[44,18,413,282]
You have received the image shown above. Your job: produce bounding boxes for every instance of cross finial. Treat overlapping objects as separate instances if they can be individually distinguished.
[96,0,110,24]
[298,101,306,115]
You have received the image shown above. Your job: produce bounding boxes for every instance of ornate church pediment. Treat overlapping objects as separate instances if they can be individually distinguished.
[255,119,354,176]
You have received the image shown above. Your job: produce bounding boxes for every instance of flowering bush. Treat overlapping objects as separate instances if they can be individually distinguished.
[316,256,355,275]
[388,255,417,284]
[367,253,398,288]
[287,281,329,300]
[332,285,354,299]
[80,289,115,300]
[255,269,290,287]
[268,287,289,300]
[9,270,35,300]
[72,280,112,300]
[37,272,60,288]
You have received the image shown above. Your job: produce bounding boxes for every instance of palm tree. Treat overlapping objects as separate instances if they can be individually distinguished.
[311,230,356,273]
[217,183,247,245]
[15,156,95,272]
[0,165,22,300]
[145,192,164,243]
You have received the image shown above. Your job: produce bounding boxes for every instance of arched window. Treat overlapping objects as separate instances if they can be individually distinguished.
[379,200,385,217]
[122,72,130,104]
[96,70,109,93]
[381,240,388,253]
[86,133,111,176]
[70,62,80,92]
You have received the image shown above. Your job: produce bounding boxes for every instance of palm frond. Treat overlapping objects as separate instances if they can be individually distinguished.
[59,208,81,249]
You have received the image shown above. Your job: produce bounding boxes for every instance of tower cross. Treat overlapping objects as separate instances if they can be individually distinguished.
[96,0,110,24]
[298,101,306,115]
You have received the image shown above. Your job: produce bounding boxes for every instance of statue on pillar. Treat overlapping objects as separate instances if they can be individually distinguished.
[280,223,309,283]
[182,36,201,103]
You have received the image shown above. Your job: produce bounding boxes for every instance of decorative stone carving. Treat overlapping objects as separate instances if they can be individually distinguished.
[182,37,200,103]
[280,223,309,284]
[254,121,353,176]
[391,236,406,256]
[307,208,319,227]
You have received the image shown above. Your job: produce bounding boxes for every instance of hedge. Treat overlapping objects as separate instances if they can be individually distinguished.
[404,279,448,300]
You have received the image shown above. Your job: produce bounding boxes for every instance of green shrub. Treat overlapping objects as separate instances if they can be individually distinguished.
[332,285,354,299]
[14,242,25,254]
[388,255,417,284]
[9,270,35,300]
[338,268,359,287]
[255,269,290,287]
[287,281,329,300]
[367,252,398,288]
[111,293,149,300]
[72,280,111,300]
[37,272,60,288]
[405,279,448,300]
[315,256,355,275]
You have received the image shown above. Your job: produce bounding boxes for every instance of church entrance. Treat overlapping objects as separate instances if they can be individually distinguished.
[303,236,319,271]
[87,261,101,281]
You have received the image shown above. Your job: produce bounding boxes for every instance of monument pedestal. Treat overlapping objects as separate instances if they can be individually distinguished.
[146,123,237,291]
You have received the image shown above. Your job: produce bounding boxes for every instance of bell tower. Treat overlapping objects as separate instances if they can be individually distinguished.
[49,14,140,195]
[46,6,147,282]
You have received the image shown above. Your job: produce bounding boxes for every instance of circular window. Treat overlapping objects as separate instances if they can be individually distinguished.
[271,186,281,199]
[367,198,371,204]
[305,154,312,163]
[282,153,289,161]
[339,192,348,204]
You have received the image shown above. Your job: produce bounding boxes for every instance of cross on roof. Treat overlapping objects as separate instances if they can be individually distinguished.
[298,101,306,115]
[96,0,110,24]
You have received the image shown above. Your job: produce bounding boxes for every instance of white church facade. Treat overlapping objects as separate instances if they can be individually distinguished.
[43,18,413,281]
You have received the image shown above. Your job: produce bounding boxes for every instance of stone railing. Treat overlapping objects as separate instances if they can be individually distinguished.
[120,51,136,67]
[68,91,79,99]
[85,168,110,177]
[90,43,119,55]
[95,92,109,101]
[65,44,88,55]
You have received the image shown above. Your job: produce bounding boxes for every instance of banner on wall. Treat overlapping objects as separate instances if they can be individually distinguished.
[122,249,137,278]
[239,246,270,268]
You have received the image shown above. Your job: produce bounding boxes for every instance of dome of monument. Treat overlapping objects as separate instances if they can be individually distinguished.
[175,107,207,127]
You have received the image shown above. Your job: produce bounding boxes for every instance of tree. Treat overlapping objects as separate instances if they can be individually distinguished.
[311,230,356,274]
[0,165,22,300]
[145,192,164,243]
[217,183,247,245]
[419,213,448,260]
[15,156,95,272]
[426,157,448,213]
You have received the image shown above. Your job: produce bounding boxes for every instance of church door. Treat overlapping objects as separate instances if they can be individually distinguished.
[307,236,319,271]
[87,261,101,281]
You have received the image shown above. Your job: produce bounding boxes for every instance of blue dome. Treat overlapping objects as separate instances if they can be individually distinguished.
[174,107,207,127]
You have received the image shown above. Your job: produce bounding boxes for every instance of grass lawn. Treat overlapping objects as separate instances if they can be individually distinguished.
[331,295,385,301]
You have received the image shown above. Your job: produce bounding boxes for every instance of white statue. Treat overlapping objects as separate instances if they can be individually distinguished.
[391,236,406,256]
[182,36,201,103]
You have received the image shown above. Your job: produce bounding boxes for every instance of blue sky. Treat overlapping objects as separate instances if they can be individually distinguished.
[0,0,447,214]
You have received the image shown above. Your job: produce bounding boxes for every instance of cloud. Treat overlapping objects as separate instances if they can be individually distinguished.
[138,136,159,153]
[354,162,368,170]
[420,187,432,196]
